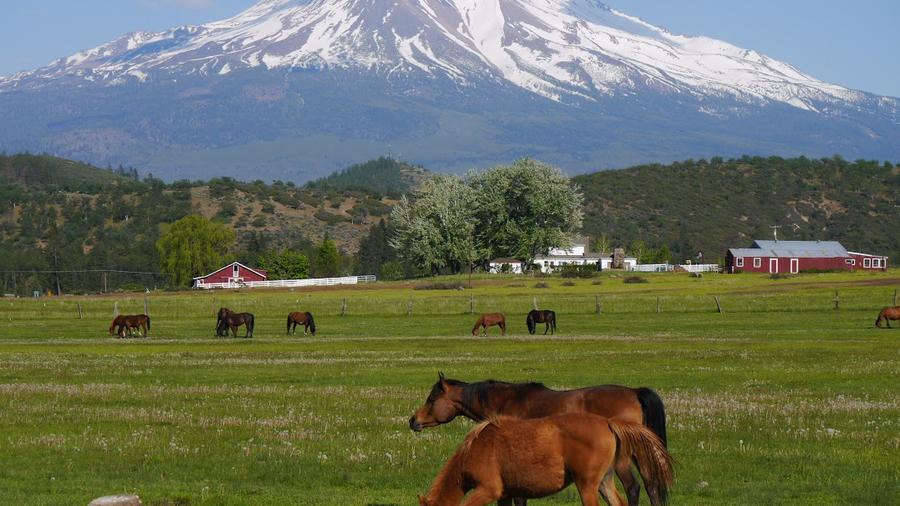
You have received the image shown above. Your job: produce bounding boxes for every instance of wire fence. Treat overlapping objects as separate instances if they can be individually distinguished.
[2,287,896,322]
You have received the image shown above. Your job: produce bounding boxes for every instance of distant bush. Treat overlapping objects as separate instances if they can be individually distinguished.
[560,264,597,278]
[533,282,550,289]
[591,280,603,285]
[561,280,576,286]
[379,261,404,281]
[769,273,792,280]
[623,276,649,284]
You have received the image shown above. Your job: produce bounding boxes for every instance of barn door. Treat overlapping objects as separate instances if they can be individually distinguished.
[790,258,799,274]
[769,258,778,273]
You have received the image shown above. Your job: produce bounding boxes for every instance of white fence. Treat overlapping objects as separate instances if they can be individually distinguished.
[678,264,722,273]
[629,264,674,273]
[628,263,721,273]
[195,275,376,290]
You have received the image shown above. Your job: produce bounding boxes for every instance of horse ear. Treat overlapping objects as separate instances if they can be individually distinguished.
[438,371,445,381]
[439,372,450,391]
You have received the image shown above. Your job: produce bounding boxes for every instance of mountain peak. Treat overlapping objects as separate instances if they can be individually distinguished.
[1,0,884,111]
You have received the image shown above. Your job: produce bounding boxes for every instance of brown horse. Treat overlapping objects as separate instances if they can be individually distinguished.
[526,309,557,335]
[109,314,150,338]
[875,306,900,328]
[418,414,673,506]
[216,307,233,336]
[217,312,254,338]
[287,311,317,336]
[410,374,668,506]
[472,313,506,336]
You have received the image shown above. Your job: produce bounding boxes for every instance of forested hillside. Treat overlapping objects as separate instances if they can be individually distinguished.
[2,153,896,295]
[0,154,397,295]
[575,156,899,263]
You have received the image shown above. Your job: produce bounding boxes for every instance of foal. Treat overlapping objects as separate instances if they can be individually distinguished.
[472,313,506,336]
[418,414,673,506]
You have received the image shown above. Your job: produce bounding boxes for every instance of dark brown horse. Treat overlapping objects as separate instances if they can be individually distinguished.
[287,311,317,336]
[526,309,556,335]
[217,312,254,338]
[410,374,669,506]
[216,307,233,336]
[418,414,673,506]
[472,313,506,336]
[109,314,150,338]
[875,306,900,328]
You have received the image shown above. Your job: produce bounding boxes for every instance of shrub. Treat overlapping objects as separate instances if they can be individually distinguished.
[561,281,576,286]
[623,276,648,284]
[533,282,550,289]
[591,280,603,285]
[560,264,598,278]
[414,282,465,290]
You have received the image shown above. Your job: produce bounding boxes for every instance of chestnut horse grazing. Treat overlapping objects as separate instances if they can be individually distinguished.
[287,311,317,336]
[418,414,673,506]
[410,374,669,506]
[472,313,506,336]
[526,309,557,335]
[875,306,900,328]
[109,314,150,338]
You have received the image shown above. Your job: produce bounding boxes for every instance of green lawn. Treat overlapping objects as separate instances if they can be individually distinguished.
[0,271,898,505]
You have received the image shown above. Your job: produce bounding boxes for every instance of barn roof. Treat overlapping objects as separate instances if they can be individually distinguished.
[193,261,268,280]
[730,240,849,258]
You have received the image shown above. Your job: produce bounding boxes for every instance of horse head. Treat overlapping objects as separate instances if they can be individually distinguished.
[409,373,464,432]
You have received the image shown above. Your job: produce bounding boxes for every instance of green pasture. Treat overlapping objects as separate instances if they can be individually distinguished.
[0,271,898,505]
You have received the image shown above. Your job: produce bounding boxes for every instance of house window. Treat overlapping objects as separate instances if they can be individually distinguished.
[864,258,871,268]
[873,258,881,268]
[845,259,855,265]
[735,257,744,267]
[753,258,761,268]
[233,264,240,277]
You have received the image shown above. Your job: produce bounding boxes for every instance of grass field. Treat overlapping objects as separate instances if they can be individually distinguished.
[0,271,898,505]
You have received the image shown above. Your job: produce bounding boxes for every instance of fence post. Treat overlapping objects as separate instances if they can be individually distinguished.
[656,296,660,314]
[470,296,475,315]
[76,302,83,320]
[144,294,149,316]
[533,297,538,310]
[595,295,601,314]
[833,290,840,311]
[341,298,347,317]
[894,288,898,306]
[714,296,723,314]
[407,298,413,316]
[113,302,119,317]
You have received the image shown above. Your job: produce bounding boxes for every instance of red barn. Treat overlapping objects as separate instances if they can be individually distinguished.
[726,240,888,274]
[193,262,268,288]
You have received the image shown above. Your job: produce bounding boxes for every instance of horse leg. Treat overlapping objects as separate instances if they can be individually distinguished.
[511,498,527,506]
[544,322,549,335]
[597,470,625,506]
[614,454,641,506]
[460,485,501,506]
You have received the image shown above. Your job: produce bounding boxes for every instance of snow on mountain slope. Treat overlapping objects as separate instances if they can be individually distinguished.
[0,0,890,114]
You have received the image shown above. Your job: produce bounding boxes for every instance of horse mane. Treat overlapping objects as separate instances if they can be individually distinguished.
[459,380,548,410]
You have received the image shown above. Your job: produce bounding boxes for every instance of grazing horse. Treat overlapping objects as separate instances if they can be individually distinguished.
[287,311,317,336]
[526,309,557,335]
[472,313,506,336]
[875,306,900,328]
[109,314,150,338]
[410,374,669,506]
[216,307,233,336]
[418,413,673,506]
[217,312,254,338]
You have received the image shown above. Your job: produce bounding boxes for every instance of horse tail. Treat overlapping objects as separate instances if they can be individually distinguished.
[607,419,674,505]
[306,312,316,335]
[637,387,668,447]
[248,314,255,335]
[146,316,151,331]
[551,311,557,333]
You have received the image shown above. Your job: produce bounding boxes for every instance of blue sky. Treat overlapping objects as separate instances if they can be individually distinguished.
[2,0,898,97]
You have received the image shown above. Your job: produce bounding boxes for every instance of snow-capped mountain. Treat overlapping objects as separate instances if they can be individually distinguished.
[0,0,897,180]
